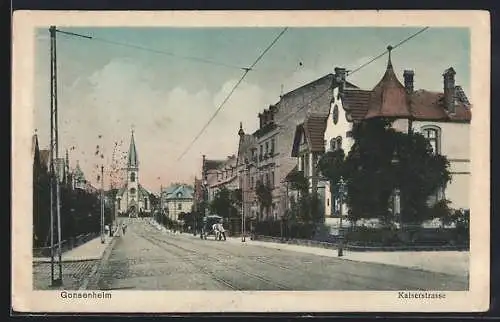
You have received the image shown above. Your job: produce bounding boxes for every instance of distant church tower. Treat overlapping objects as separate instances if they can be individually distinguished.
[115,128,151,218]
[126,129,139,212]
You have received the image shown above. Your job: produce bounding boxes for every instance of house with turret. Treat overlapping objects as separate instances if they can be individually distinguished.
[290,46,471,229]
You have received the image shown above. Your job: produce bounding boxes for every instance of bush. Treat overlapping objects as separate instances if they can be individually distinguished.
[346,227,400,246]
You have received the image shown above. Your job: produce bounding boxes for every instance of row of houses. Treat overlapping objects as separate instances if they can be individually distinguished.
[195,48,471,228]
[32,133,98,194]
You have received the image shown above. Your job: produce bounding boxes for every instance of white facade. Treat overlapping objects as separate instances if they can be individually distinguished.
[322,86,354,223]
[412,121,470,209]
[165,199,193,221]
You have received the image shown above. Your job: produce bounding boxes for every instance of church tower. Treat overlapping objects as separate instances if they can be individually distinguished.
[126,129,139,212]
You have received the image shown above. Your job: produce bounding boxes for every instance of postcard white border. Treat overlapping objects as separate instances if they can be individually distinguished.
[12,10,491,313]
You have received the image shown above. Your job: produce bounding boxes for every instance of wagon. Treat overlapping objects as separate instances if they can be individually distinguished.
[200,215,223,240]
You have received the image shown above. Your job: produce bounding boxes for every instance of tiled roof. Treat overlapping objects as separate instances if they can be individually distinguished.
[342,54,471,123]
[165,184,194,200]
[127,131,139,168]
[409,88,471,122]
[303,113,328,153]
[365,55,411,119]
[138,185,151,198]
[342,89,372,122]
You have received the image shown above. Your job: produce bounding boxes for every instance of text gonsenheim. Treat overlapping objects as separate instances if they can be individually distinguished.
[61,291,112,299]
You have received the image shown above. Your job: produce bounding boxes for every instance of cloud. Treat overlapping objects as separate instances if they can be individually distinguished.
[51,57,272,191]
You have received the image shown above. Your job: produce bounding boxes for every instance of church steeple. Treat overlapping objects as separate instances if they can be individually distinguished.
[127,128,138,169]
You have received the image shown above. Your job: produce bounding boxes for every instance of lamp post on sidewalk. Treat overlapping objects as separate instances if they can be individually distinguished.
[337,177,345,257]
[100,165,105,244]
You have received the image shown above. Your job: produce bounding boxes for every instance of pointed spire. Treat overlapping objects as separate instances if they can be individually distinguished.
[238,122,245,137]
[364,45,411,119]
[386,45,393,69]
[128,129,138,168]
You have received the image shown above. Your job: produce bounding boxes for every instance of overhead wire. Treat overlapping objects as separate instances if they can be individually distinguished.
[176,27,289,161]
[54,28,292,73]
[277,27,430,125]
[348,27,429,76]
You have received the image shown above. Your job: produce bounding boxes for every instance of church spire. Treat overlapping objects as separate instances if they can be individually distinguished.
[127,128,138,169]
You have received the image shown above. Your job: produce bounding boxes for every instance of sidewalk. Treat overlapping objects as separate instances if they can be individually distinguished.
[223,237,469,277]
[33,235,114,263]
[33,232,119,290]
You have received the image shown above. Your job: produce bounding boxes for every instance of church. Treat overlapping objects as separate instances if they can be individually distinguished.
[115,130,152,217]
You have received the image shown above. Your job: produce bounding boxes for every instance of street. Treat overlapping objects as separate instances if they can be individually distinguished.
[88,219,468,291]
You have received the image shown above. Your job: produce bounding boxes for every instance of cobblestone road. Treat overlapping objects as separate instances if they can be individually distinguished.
[88,218,468,291]
[33,260,98,290]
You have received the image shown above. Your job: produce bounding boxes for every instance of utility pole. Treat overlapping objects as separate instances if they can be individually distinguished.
[160,183,163,224]
[101,165,105,244]
[49,25,63,287]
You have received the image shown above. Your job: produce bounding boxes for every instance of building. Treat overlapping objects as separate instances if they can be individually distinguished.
[304,47,471,228]
[115,130,152,217]
[162,184,194,221]
[71,161,97,193]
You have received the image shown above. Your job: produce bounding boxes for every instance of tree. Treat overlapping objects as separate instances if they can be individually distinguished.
[286,169,309,195]
[209,187,239,219]
[255,180,273,220]
[318,118,451,226]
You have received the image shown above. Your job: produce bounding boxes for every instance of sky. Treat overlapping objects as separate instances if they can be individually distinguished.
[34,27,470,193]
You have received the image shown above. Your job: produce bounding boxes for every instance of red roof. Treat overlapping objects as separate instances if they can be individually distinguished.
[291,113,328,156]
[342,89,372,122]
[341,54,471,123]
[303,114,328,152]
[365,57,412,119]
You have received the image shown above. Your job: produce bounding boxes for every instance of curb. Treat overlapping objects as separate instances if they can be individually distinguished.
[79,236,118,290]
[253,235,469,252]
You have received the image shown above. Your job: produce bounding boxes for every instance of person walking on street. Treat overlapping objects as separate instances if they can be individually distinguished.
[217,221,226,241]
[122,224,127,236]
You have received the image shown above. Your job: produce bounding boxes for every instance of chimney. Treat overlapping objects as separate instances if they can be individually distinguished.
[334,67,347,99]
[443,67,456,114]
[403,70,414,94]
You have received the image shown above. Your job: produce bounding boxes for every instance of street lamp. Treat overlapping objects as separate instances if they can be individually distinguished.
[337,177,345,257]
[101,165,105,244]
[240,165,247,243]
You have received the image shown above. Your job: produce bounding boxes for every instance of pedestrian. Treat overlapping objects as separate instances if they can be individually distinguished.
[212,223,219,241]
[122,224,127,235]
[217,221,226,241]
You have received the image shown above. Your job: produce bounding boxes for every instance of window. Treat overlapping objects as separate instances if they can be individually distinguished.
[144,198,148,210]
[422,126,441,154]
[265,142,269,156]
[130,188,136,195]
[130,172,136,182]
[178,203,182,210]
[271,171,275,187]
[330,138,336,151]
[260,145,263,157]
[336,136,343,150]
[271,138,275,155]
[265,173,269,185]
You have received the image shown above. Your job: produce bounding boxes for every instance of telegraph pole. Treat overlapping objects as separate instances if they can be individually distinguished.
[49,25,63,287]
[101,165,105,243]
[160,183,163,224]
